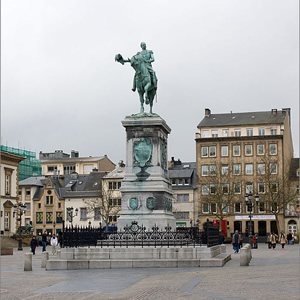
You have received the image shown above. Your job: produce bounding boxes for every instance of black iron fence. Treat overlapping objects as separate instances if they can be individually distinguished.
[62,221,219,248]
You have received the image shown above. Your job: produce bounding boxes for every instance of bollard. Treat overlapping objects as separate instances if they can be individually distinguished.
[24,253,33,271]
[240,244,252,266]
[41,251,49,268]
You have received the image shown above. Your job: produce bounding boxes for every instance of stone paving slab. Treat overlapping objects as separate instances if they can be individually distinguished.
[0,244,299,299]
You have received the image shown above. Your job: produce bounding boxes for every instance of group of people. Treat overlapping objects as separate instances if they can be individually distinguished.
[231,230,295,253]
[267,231,295,249]
[30,231,59,255]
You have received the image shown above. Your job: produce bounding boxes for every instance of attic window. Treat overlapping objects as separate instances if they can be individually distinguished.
[47,190,52,195]
[232,116,235,119]
[93,182,99,186]
[252,116,255,118]
[183,164,190,168]
[78,181,83,185]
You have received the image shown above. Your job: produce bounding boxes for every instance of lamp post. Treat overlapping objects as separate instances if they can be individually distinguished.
[245,193,259,248]
[14,202,27,251]
[66,207,78,225]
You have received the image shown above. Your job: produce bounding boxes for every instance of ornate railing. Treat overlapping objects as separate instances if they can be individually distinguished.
[62,221,219,248]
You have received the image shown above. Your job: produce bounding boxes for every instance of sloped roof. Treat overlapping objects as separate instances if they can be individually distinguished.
[19,177,45,186]
[104,167,125,179]
[198,110,287,128]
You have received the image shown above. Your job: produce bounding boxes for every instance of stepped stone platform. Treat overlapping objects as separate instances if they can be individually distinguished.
[46,245,231,270]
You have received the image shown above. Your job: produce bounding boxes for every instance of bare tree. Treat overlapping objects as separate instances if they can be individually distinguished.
[84,188,121,232]
[200,163,238,233]
[257,156,298,233]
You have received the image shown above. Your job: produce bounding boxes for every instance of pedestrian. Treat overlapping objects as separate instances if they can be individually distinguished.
[239,232,243,248]
[252,234,258,249]
[50,234,58,255]
[42,231,48,252]
[219,230,225,245]
[30,235,38,255]
[267,233,272,249]
[279,231,287,249]
[270,232,278,249]
[232,230,240,253]
[287,231,293,245]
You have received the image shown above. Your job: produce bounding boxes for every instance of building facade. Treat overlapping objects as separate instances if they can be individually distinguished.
[0,151,25,236]
[40,150,115,176]
[168,158,198,227]
[196,108,295,240]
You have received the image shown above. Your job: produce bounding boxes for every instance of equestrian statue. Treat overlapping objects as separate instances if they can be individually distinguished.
[115,42,158,115]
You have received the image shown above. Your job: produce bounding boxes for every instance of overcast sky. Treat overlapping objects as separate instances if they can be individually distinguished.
[1,0,299,165]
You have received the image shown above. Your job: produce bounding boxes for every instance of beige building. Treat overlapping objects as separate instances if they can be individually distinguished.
[0,151,25,236]
[196,108,294,240]
[40,150,115,176]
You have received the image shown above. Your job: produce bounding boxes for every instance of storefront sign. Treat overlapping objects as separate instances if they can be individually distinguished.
[235,215,276,220]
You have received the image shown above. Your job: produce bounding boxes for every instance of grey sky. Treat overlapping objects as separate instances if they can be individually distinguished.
[1,0,299,165]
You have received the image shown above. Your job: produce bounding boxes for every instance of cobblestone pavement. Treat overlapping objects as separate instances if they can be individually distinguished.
[1,244,299,300]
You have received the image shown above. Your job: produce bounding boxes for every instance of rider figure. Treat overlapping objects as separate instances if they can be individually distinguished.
[132,42,157,92]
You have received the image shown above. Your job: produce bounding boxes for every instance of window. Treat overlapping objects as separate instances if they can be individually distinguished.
[201,130,209,137]
[270,182,278,193]
[26,189,31,196]
[38,203,41,209]
[80,208,87,220]
[269,143,277,155]
[202,165,209,176]
[258,128,265,136]
[58,203,61,209]
[201,147,208,157]
[270,129,277,135]
[63,165,76,175]
[258,182,265,194]
[257,163,265,175]
[234,183,241,194]
[47,166,57,172]
[173,212,189,220]
[245,164,253,175]
[222,184,229,194]
[223,129,229,137]
[25,203,31,211]
[210,164,216,176]
[202,185,209,195]
[245,144,253,156]
[211,203,217,213]
[246,128,253,136]
[234,129,241,137]
[94,208,101,220]
[56,212,63,223]
[171,179,177,185]
[109,215,118,222]
[202,203,209,213]
[259,202,265,212]
[257,144,265,155]
[4,212,9,230]
[210,184,216,194]
[109,181,121,190]
[222,203,229,213]
[211,130,218,137]
[222,165,229,175]
[19,190,22,196]
[233,145,240,156]
[233,164,241,175]
[221,145,228,157]
[36,212,43,224]
[181,178,189,185]
[270,163,277,174]
[46,196,53,205]
[46,212,53,223]
[209,146,216,157]
[271,202,278,212]
[177,194,189,202]
[234,202,241,213]
[246,183,253,194]
[5,175,11,195]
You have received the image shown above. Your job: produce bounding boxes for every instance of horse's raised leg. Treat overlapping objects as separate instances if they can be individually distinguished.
[139,92,144,113]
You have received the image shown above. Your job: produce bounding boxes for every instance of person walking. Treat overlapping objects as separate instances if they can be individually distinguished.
[279,231,287,249]
[50,234,58,255]
[239,232,243,248]
[232,230,240,253]
[270,232,278,249]
[252,234,258,249]
[30,235,38,255]
[267,233,272,249]
[42,231,48,252]
[287,231,293,245]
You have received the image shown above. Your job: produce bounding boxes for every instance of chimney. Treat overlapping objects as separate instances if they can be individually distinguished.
[271,109,277,115]
[118,160,125,167]
[205,108,211,117]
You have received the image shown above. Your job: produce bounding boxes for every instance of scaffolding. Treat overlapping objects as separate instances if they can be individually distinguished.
[1,145,41,181]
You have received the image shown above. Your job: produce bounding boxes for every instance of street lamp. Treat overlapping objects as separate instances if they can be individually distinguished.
[13,202,27,251]
[245,193,259,248]
[66,207,78,225]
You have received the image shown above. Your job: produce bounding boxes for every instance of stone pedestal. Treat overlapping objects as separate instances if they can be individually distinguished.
[117,115,176,230]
